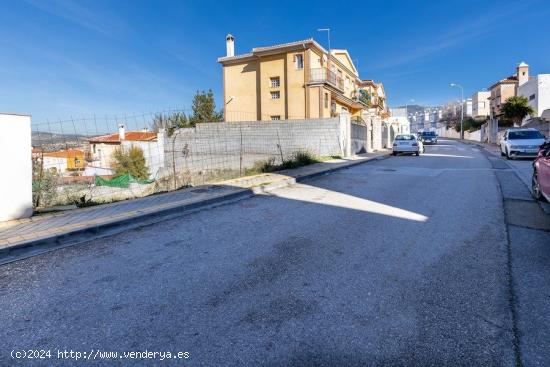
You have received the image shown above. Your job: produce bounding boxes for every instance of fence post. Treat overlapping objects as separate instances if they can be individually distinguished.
[0,113,33,221]
[239,125,243,176]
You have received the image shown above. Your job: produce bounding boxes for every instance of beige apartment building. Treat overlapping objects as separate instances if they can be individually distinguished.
[218,35,374,122]
[489,63,529,118]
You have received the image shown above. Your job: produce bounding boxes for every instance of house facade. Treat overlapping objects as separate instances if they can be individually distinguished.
[471,91,490,119]
[358,79,389,119]
[488,63,527,119]
[41,149,85,174]
[516,62,550,119]
[218,35,369,122]
[88,125,164,179]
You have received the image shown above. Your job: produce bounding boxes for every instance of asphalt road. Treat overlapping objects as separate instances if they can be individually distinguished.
[1,139,547,366]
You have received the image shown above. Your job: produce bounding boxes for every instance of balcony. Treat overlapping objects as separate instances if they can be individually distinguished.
[308,68,344,91]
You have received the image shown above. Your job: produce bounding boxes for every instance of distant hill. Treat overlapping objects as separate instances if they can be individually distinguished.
[32,131,90,150]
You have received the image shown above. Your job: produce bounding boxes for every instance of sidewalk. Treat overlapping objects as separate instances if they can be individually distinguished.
[458,138,550,214]
[0,151,390,263]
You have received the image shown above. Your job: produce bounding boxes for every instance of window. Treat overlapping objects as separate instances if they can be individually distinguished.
[345,76,350,89]
[270,77,280,88]
[529,94,536,101]
[294,54,303,69]
[324,93,329,108]
[271,115,281,120]
[270,91,280,99]
[478,102,485,109]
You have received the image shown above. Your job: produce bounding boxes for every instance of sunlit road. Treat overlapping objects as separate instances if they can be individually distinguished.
[1,139,545,366]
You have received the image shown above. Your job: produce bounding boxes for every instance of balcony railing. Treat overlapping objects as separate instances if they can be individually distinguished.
[308,68,344,91]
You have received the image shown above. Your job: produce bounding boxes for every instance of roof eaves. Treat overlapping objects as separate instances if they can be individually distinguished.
[217,52,254,63]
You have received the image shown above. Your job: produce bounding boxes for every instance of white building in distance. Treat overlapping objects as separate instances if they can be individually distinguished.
[517,62,550,121]
[471,91,490,119]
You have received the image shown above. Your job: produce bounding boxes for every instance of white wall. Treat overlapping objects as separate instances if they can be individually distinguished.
[0,113,33,221]
[42,156,67,174]
[537,74,550,117]
[518,74,550,118]
[472,91,490,118]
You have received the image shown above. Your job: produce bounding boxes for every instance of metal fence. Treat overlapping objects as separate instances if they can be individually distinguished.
[30,109,345,209]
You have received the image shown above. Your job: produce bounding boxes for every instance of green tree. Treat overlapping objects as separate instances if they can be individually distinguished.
[357,90,372,107]
[502,96,535,126]
[112,146,149,180]
[189,89,223,125]
[152,111,191,136]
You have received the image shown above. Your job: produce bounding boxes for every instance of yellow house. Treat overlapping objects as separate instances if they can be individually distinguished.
[218,35,368,121]
[41,149,85,174]
[358,79,389,119]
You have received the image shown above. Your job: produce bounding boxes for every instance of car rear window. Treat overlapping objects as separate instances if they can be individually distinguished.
[508,130,544,139]
[395,135,415,141]
[422,132,436,136]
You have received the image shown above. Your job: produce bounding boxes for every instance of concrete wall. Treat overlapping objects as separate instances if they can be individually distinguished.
[435,126,482,142]
[0,113,33,221]
[165,117,346,176]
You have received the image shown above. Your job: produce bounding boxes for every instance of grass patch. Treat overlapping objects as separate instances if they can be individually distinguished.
[245,151,337,176]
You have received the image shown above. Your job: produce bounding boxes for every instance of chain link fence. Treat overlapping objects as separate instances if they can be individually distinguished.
[30,109,346,209]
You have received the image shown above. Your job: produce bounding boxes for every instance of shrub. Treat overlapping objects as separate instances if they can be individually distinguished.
[112,146,149,180]
[246,151,322,175]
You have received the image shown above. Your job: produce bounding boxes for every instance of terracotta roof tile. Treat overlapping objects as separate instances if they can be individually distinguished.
[42,149,85,158]
[89,131,157,143]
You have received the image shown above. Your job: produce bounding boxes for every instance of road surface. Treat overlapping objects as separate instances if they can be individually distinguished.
[1,139,548,366]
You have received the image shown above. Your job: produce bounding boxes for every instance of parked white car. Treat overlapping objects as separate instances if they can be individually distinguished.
[392,134,424,156]
[499,128,546,159]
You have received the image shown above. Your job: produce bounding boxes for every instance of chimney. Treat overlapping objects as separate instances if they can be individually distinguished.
[517,61,529,86]
[226,34,235,57]
[118,124,125,140]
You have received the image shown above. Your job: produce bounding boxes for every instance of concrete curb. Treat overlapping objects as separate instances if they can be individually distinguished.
[0,153,390,265]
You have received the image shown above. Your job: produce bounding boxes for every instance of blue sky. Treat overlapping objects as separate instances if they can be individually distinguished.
[1,0,550,125]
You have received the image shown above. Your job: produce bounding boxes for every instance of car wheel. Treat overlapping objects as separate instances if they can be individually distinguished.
[532,171,548,202]
[500,147,505,157]
[415,152,420,156]
[506,148,512,160]
[392,151,397,156]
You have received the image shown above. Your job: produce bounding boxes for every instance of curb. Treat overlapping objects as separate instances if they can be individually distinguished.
[0,153,390,265]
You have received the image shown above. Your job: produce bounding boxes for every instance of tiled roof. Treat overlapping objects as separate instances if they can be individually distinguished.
[42,149,84,158]
[218,38,327,63]
[489,75,518,89]
[89,131,157,143]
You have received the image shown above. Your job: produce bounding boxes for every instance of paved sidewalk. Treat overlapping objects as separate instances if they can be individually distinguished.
[0,151,390,261]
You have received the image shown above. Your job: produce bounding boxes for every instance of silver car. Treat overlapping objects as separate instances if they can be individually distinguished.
[392,134,424,156]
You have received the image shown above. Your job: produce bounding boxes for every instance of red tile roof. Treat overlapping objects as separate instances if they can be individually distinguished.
[42,149,85,158]
[89,131,157,143]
